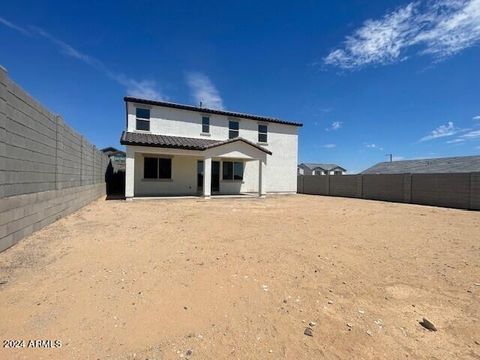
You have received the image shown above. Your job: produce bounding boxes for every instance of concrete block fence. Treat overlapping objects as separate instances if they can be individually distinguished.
[0,67,109,252]
[297,173,480,211]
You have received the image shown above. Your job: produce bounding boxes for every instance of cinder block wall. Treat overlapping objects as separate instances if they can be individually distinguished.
[298,173,480,210]
[0,67,109,252]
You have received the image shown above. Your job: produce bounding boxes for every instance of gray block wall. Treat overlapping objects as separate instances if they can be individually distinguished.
[411,173,471,209]
[0,67,109,252]
[362,174,405,202]
[298,173,480,210]
[329,175,358,198]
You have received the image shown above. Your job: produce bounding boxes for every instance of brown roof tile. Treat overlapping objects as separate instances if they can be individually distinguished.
[120,132,272,155]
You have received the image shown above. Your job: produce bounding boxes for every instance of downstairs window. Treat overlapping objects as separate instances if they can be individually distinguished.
[144,157,171,179]
[222,161,244,180]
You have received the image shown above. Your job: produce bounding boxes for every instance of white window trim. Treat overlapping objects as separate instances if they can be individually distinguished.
[135,107,151,132]
[201,115,211,135]
[257,122,268,145]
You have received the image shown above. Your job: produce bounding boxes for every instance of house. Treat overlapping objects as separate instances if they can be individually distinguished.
[101,147,126,173]
[361,155,480,174]
[297,163,347,175]
[120,97,302,198]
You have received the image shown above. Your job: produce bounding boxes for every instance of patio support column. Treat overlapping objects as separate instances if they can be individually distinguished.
[258,159,266,197]
[203,157,212,198]
[125,147,135,199]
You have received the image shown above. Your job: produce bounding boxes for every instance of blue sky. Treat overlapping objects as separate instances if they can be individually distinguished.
[1,0,480,173]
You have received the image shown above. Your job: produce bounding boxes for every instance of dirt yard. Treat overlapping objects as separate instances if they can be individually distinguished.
[0,195,479,359]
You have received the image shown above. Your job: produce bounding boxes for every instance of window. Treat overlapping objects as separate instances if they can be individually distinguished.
[136,108,150,131]
[334,170,342,175]
[143,157,171,179]
[158,158,172,179]
[229,121,239,139]
[222,161,243,180]
[202,116,210,133]
[144,157,158,179]
[324,170,329,175]
[258,124,268,143]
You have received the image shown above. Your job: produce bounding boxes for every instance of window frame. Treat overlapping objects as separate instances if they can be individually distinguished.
[228,120,239,139]
[222,161,244,181]
[135,108,151,131]
[258,124,268,143]
[201,116,210,134]
[143,156,172,180]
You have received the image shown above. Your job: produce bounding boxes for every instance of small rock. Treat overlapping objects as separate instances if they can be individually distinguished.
[304,327,313,337]
[347,323,353,328]
[309,321,317,327]
[327,300,334,305]
[419,318,437,332]
[475,340,479,345]
[0,280,8,285]
[184,306,188,310]
[474,283,480,287]
[269,349,273,353]
[283,299,287,304]
[186,349,193,356]
[366,330,372,337]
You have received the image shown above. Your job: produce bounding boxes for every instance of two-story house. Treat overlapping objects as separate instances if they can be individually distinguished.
[120,97,302,198]
[297,163,347,176]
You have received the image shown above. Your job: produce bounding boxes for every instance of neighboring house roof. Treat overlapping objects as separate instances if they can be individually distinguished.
[120,131,272,155]
[124,96,303,127]
[101,146,120,153]
[299,163,347,171]
[362,155,480,174]
[101,147,126,157]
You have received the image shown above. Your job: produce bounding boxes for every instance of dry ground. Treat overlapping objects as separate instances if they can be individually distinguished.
[0,195,479,360]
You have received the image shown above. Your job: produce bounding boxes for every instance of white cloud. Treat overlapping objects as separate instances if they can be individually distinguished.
[446,138,466,144]
[322,144,336,149]
[419,121,459,141]
[365,143,384,151]
[459,129,480,140]
[186,72,224,109]
[0,17,163,99]
[0,16,30,36]
[325,121,343,131]
[473,115,480,121]
[324,0,480,69]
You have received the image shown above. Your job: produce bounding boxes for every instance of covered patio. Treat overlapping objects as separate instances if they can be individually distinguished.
[121,132,271,199]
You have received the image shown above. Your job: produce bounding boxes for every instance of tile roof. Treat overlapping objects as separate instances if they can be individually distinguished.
[300,163,346,171]
[361,155,480,174]
[120,131,272,155]
[124,97,303,127]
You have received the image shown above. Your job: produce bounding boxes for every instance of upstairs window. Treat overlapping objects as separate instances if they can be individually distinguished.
[258,124,268,143]
[229,121,239,139]
[144,157,171,179]
[222,161,244,180]
[202,116,210,133]
[136,108,150,131]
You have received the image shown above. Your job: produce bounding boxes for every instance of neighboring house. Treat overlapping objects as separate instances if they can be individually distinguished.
[362,155,480,174]
[101,147,126,173]
[120,97,302,198]
[298,163,347,176]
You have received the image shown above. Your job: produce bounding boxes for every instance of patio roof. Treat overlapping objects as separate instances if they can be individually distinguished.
[120,131,272,155]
